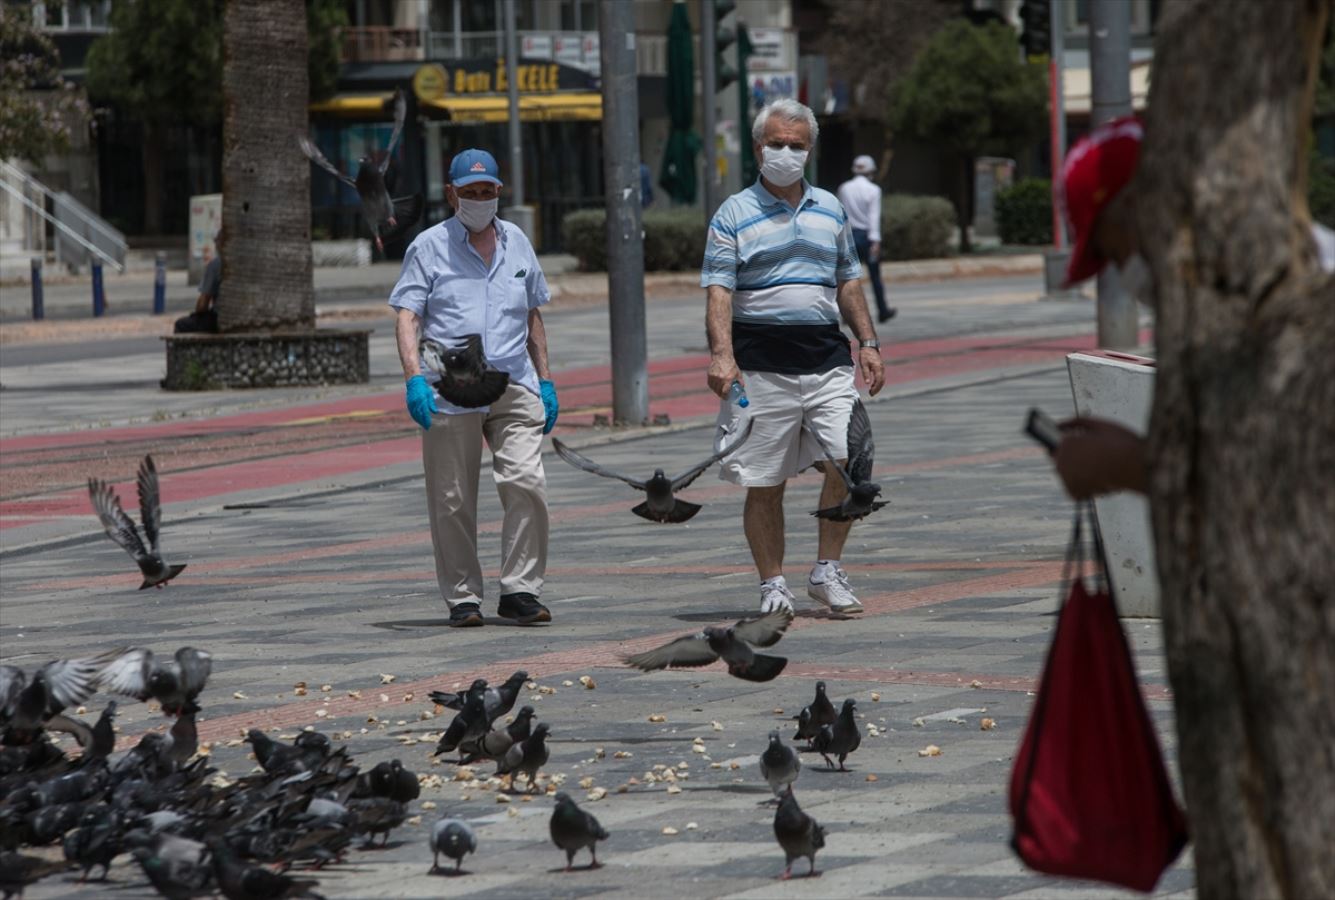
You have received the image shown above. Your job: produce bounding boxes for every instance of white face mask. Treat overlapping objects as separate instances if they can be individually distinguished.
[454,196,498,233]
[760,146,808,188]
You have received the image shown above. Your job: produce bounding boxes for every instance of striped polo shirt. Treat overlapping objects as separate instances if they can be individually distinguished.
[701,179,861,374]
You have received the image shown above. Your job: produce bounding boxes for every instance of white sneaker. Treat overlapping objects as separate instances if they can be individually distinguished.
[759,582,796,615]
[808,566,864,613]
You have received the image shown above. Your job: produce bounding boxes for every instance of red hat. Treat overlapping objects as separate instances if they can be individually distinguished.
[1060,116,1142,286]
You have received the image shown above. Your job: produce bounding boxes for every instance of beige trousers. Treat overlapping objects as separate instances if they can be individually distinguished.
[421,384,549,608]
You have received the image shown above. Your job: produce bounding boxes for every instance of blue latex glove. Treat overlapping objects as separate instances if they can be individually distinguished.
[539,379,559,434]
[405,375,437,430]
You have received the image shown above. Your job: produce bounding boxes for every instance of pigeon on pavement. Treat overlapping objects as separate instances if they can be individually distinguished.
[759,730,801,798]
[98,647,212,716]
[429,671,527,725]
[552,421,754,523]
[812,698,861,771]
[419,335,510,408]
[62,805,122,882]
[88,455,187,589]
[806,400,888,521]
[622,609,793,682]
[793,681,837,749]
[298,89,421,253]
[429,817,476,874]
[549,792,608,872]
[211,842,322,899]
[359,760,420,804]
[0,850,74,898]
[459,705,534,765]
[773,789,826,879]
[495,722,549,791]
[433,685,489,759]
[0,652,117,746]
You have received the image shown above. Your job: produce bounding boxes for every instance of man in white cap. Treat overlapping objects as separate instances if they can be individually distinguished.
[837,155,896,323]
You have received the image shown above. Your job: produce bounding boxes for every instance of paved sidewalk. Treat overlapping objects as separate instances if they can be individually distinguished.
[0,276,1185,899]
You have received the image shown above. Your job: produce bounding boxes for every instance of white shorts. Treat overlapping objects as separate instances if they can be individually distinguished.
[714,367,858,487]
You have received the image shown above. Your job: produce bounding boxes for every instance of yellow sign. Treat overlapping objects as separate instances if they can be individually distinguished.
[412,64,448,102]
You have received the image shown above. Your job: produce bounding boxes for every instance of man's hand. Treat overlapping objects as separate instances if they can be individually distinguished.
[707,354,741,399]
[405,375,437,431]
[858,346,885,395]
[1053,417,1148,499]
[539,379,559,434]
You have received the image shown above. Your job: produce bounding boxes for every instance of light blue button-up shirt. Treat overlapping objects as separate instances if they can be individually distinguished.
[389,216,550,415]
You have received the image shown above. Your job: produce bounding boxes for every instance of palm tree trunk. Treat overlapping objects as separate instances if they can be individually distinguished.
[1133,0,1335,896]
[218,0,314,331]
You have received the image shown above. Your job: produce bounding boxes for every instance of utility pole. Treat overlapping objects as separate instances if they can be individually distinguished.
[503,0,535,241]
[599,0,649,425]
[1089,0,1137,348]
[700,0,719,224]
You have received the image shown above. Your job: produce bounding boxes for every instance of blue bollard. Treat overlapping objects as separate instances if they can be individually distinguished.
[92,261,105,317]
[153,252,166,315]
[30,258,44,321]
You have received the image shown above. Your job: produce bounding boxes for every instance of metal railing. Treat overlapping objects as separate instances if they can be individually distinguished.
[0,160,126,273]
[423,30,600,73]
[340,26,424,62]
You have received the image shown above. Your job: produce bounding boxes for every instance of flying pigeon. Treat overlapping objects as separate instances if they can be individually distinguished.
[773,789,826,879]
[495,722,549,790]
[759,730,801,798]
[812,698,861,771]
[793,681,837,748]
[418,335,510,408]
[622,609,793,682]
[429,817,477,874]
[0,652,116,746]
[298,89,422,253]
[551,421,755,523]
[87,455,187,589]
[806,399,888,521]
[549,792,609,872]
[98,647,213,716]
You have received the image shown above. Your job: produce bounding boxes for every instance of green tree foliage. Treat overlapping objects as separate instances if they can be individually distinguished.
[888,19,1047,251]
[0,6,90,162]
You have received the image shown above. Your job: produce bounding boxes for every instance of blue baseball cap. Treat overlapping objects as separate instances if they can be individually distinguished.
[449,148,502,186]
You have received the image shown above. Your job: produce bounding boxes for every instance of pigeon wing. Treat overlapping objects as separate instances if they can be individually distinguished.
[0,666,25,718]
[137,455,162,554]
[670,419,755,491]
[845,399,876,485]
[731,609,794,648]
[98,648,153,701]
[379,89,407,174]
[551,438,646,490]
[622,634,718,671]
[802,423,855,491]
[174,648,212,696]
[298,135,356,187]
[88,479,150,564]
[41,652,115,712]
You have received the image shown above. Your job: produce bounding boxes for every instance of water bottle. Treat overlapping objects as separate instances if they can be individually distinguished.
[728,379,749,408]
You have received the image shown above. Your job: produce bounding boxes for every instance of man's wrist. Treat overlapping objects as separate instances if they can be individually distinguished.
[857,338,880,349]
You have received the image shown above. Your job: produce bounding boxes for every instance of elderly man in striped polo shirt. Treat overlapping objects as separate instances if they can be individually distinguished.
[702,98,886,615]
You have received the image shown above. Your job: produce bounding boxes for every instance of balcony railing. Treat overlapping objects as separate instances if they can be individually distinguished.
[340,26,425,63]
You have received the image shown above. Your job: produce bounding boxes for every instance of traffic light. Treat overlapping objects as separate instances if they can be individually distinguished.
[1019,0,1052,59]
[714,0,738,91]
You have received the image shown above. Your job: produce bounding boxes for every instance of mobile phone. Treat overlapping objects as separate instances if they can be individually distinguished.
[1024,408,1061,454]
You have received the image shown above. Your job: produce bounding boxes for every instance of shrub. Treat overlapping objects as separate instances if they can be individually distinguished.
[880,194,955,260]
[995,177,1053,245]
[562,208,708,271]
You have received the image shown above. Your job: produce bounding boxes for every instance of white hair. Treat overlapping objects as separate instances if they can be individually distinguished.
[751,98,819,147]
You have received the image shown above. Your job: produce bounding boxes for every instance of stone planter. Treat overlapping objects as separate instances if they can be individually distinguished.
[162,329,371,391]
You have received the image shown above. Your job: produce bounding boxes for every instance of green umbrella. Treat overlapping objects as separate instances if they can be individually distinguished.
[658,2,699,204]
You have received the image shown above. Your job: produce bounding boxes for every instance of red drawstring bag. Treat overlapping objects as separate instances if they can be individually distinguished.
[1009,505,1188,892]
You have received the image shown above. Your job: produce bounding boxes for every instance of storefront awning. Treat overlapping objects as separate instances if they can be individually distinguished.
[308,92,395,116]
[422,93,602,123]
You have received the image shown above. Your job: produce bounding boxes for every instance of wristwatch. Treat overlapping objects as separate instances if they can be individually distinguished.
[858,338,880,349]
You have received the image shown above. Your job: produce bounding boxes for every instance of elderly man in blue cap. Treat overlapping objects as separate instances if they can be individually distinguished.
[389,148,559,628]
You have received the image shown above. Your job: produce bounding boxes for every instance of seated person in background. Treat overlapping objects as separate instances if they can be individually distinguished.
[174,253,221,334]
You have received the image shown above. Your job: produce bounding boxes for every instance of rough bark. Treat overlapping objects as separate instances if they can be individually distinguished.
[1132,1,1335,897]
[219,0,314,331]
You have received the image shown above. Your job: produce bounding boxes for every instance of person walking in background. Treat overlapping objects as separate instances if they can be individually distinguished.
[837,155,896,323]
[389,148,559,629]
[702,99,886,616]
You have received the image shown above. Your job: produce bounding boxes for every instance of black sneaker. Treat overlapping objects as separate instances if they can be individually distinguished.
[448,603,484,628]
[497,592,551,624]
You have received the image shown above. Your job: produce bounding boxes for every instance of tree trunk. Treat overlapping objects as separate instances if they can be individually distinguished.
[1132,1,1335,897]
[219,0,314,331]
[141,121,164,235]
[957,155,974,253]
